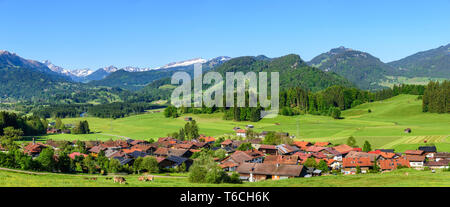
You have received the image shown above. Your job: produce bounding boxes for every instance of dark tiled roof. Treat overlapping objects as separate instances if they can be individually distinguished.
[166,156,188,165]
[406,155,426,162]
[114,157,133,165]
[418,146,437,153]
[425,160,450,167]
[127,151,148,159]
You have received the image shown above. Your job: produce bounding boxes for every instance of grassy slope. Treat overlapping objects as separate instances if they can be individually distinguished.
[1,168,449,187]
[378,76,448,87]
[33,95,450,152]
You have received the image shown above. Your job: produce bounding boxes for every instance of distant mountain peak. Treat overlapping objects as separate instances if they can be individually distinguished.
[42,60,94,78]
[388,43,450,78]
[308,47,396,90]
[101,65,119,73]
[0,50,14,55]
[329,46,354,54]
[157,58,207,69]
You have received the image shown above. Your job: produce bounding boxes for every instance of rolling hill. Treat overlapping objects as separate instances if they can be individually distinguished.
[214,54,354,91]
[308,47,398,90]
[388,43,450,78]
[0,50,75,100]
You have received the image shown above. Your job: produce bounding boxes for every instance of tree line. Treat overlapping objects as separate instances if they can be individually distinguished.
[165,83,427,122]
[0,145,164,175]
[0,111,47,137]
[422,80,449,113]
[281,84,427,118]
[34,102,166,119]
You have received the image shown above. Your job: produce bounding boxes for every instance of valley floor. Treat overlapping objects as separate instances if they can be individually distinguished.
[31,94,450,153]
[4,94,450,187]
[1,168,449,187]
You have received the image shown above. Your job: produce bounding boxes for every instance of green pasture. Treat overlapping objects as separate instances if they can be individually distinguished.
[1,168,449,187]
[30,95,449,152]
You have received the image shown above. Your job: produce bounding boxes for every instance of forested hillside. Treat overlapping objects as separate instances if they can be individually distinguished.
[388,44,450,78]
[214,54,354,91]
[308,47,398,90]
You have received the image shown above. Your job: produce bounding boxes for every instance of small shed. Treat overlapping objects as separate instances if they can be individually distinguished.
[313,169,322,176]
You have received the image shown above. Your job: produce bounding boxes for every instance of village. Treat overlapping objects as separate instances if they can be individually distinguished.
[4,122,448,184]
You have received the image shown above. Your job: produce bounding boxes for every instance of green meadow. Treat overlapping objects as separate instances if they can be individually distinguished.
[32,94,450,152]
[1,168,449,187]
[379,76,448,88]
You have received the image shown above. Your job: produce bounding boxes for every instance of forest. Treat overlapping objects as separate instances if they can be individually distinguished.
[33,102,166,119]
[0,111,47,136]
[165,83,429,122]
[422,80,449,113]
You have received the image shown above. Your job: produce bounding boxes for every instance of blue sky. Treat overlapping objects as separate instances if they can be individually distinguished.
[0,0,449,70]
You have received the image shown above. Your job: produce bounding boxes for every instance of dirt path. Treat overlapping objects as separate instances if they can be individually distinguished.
[0,167,185,178]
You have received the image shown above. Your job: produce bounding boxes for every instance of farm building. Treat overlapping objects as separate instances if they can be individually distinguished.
[342,157,373,174]
[236,163,306,182]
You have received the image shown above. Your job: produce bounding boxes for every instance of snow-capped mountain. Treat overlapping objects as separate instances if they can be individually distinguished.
[41,56,231,82]
[0,51,61,75]
[157,58,207,69]
[100,65,119,73]
[43,60,93,77]
[70,68,94,77]
[121,66,153,72]
[43,60,72,75]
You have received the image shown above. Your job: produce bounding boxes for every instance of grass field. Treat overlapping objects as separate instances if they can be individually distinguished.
[31,95,450,152]
[1,168,449,187]
[378,76,448,87]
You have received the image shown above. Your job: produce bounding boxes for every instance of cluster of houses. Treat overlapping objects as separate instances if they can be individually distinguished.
[11,133,450,182]
[233,126,292,139]
[223,141,449,182]
[19,136,220,170]
[46,123,73,134]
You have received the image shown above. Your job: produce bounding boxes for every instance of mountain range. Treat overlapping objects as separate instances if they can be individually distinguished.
[307,44,449,89]
[42,57,228,83]
[308,46,398,90]
[387,43,450,78]
[0,43,448,101]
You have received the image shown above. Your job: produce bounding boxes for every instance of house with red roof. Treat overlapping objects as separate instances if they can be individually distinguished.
[322,147,342,161]
[257,144,278,155]
[236,129,247,138]
[220,150,264,171]
[305,146,326,153]
[236,163,306,182]
[314,142,331,147]
[69,152,88,160]
[325,158,342,170]
[342,157,373,174]
[424,159,450,169]
[23,143,47,157]
[311,152,327,159]
[219,162,239,172]
[221,139,233,148]
[333,144,354,155]
[293,141,311,150]
[404,150,424,156]
[199,135,215,143]
[263,155,300,165]
[406,155,426,168]
[378,158,410,171]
